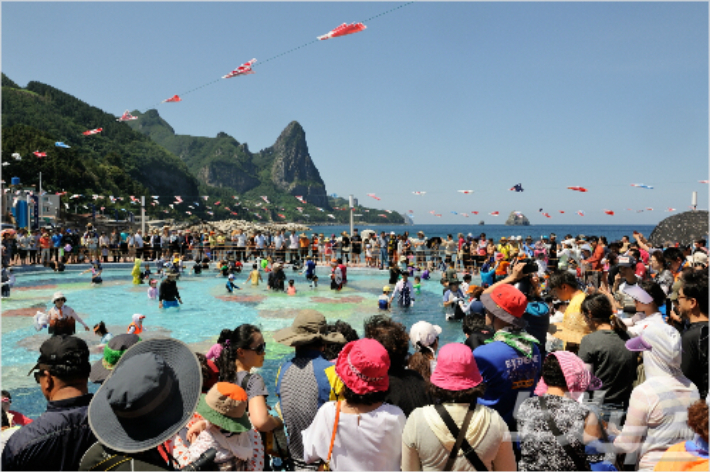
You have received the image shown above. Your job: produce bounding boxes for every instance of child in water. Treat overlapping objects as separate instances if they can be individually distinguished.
[247,264,262,286]
[226,274,241,293]
[147,279,158,299]
[81,260,103,285]
[310,275,319,289]
[413,276,422,296]
[287,279,296,296]
[379,286,391,310]
[142,263,152,283]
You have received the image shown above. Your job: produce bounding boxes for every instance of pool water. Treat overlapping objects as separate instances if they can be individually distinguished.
[2,266,479,418]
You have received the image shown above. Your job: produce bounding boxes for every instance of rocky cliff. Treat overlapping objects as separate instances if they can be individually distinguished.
[649,210,709,245]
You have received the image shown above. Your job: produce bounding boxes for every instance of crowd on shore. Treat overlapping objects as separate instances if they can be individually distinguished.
[1,226,709,471]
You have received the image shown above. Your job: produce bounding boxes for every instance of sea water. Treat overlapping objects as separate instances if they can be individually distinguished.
[2,266,473,418]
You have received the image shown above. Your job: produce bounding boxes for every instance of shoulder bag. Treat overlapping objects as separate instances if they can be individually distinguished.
[538,396,591,471]
[434,404,487,471]
[317,401,341,471]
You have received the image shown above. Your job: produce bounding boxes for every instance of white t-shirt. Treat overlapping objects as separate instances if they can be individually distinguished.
[134,233,144,248]
[289,234,299,249]
[236,234,246,247]
[255,235,265,249]
[273,235,283,250]
[302,402,406,471]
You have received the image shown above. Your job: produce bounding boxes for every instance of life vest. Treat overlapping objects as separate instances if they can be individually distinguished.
[127,322,143,335]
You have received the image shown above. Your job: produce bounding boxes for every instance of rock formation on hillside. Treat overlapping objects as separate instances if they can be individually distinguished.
[649,210,709,245]
[505,211,530,226]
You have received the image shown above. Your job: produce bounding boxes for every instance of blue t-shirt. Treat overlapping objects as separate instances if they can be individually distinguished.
[473,340,542,429]
[305,260,316,276]
[52,234,63,248]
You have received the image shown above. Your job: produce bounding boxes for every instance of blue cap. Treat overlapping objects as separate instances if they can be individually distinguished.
[467,300,485,315]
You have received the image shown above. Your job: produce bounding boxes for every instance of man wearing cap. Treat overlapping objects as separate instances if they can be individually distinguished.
[472,275,542,432]
[442,280,465,321]
[3,335,95,470]
[548,271,591,347]
[274,311,346,469]
[612,255,640,314]
[350,228,362,265]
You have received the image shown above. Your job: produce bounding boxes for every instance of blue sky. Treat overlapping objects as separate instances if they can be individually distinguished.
[2,2,708,224]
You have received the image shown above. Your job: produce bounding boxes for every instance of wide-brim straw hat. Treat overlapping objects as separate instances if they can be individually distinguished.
[551,310,593,344]
[273,310,346,347]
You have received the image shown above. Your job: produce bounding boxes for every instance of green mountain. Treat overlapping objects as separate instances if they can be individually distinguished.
[1,74,404,224]
[127,110,405,225]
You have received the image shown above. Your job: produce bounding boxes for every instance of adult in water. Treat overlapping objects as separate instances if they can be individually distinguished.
[48,291,90,335]
[159,270,182,309]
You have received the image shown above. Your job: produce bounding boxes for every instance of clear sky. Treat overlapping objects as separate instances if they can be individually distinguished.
[2,1,708,224]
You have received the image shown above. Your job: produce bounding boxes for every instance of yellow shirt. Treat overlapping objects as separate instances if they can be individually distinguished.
[249,270,261,285]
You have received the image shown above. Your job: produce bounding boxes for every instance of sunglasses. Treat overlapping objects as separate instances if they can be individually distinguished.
[246,343,267,355]
[33,370,46,384]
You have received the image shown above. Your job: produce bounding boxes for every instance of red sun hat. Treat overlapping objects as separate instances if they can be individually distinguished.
[335,338,390,395]
[481,284,528,329]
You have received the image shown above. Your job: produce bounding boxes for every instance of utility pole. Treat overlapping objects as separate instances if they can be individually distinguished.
[349,195,354,236]
[141,196,146,235]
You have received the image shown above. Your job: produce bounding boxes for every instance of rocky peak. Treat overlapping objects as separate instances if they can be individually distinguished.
[269,121,328,207]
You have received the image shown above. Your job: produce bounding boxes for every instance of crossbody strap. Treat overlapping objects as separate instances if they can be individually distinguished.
[434,404,488,471]
[538,396,590,471]
[326,401,342,464]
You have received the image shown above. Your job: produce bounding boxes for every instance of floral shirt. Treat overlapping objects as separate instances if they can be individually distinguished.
[518,395,604,471]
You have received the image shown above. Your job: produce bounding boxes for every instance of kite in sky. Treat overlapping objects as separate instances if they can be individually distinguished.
[429,211,436,215]
[647,208,653,211]
[559,211,565,214]
[316,207,324,212]
[412,191,426,196]
[451,211,458,215]
[296,207,304,213]
[542,212,551,218]
[490,211,499,216]
[260,196,270,204]
[384,210,392,214]
[70,194,82,199]
[567,186,588,192]
[317,22,367,40]
[367,193,381,201]
[214,201,221,206]
[33,151,47,158]
[55,142,70,148]
[457,190,474,194]
[162,95,182,103]
[472,211,479,215]
[222,59,256,79]
[630,184,654,189]
[510,183,524,192]
[117,110,138,122]
[378,214,388,218]
[327,214,335,219]
[175,196,183,203]
[83,128,103,135]
[435,214,442,217]
[700,180,709,184]
[295,195,306,204]
[604,210,615,216]
[185,211,192,215]
[577,210,585,216]
[667,208,676,212]
[278,214,286,219]
[11,153,21,161]
[1,162,9,167]
[461,213,469,217]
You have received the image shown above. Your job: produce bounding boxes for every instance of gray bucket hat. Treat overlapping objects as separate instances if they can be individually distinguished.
[88,337,202,453]
[89,334,141,384]
[273,310,346,347]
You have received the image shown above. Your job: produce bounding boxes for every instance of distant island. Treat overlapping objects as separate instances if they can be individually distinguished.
[505,211,531,226]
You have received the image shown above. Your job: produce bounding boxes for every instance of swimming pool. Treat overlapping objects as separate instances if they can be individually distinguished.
[2,266,479,418]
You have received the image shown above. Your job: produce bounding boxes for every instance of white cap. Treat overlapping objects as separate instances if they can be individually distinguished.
[516,236,522,241]
[688,252,708,265]
[409,321,442,349]
[580,244,593,253]
[228,274,235,279]
[622,284,654,304]
[390,231,396,235]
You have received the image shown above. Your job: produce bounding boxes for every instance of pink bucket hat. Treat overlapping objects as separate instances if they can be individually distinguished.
[430,343,483,391]
[335,339,390,395]
[534,351,602,395]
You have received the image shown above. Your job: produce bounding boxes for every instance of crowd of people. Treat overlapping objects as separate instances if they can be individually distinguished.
[1,228,709,471]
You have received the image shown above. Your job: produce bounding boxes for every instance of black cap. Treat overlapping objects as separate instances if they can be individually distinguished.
[28,335,91,378]
[617,255,637,268]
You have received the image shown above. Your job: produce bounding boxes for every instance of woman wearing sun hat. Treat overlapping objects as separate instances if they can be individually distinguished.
[517,351,607,471]
[48,291,90,335]
[402,343,516,471]
[302,338,406,471]
[613,323,700,471]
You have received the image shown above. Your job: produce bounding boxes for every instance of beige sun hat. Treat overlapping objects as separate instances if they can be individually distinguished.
[273,310,346,347]
[551,310,592,344]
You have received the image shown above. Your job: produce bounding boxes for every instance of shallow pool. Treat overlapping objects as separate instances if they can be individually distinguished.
[2,266,479,418]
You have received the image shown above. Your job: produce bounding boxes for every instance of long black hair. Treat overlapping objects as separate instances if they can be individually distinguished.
[217,329,232,346]
[216,324,261,383]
